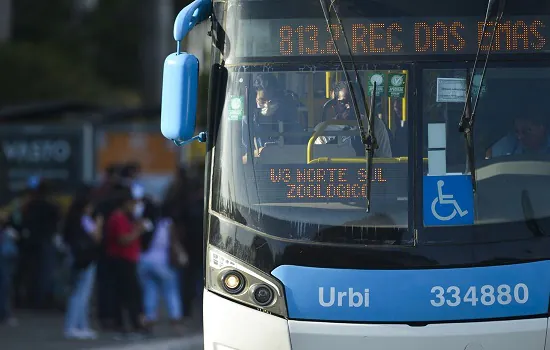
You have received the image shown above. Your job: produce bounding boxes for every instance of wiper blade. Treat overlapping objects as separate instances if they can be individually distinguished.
[366,82,377,212]
[319,0,378,212]
[462,69,476,182]
[458,0,506,193]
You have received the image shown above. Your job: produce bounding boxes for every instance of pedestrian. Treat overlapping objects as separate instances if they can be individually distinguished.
[20,177,61,310]
[105,186,150,339]
[94,175,126,331]
[0,209,19,326]
[63,187,103,339]
[138,199,187,335]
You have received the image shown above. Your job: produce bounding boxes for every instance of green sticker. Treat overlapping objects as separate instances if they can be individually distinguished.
[227,96,244,121]
[367,72,386,96]
[388,73,407,98]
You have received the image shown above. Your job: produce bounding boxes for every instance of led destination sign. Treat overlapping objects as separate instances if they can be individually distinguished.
[252,164,407,203]
[237,16,550,57]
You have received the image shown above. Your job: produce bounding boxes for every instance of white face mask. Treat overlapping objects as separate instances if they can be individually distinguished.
[260,102,279,117]
[134,201,145,218]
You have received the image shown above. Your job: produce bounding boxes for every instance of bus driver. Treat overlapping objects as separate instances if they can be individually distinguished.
[314,81,393,158]
[487,112,550,158]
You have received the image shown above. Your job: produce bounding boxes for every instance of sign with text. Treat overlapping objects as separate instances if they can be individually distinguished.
[272,261,550,322]
[251,163,408,203]
[367,72,386,96]
[436,76,486,103]
[237,16,550,57]
[0,126,85,205]
[388,73,407,98]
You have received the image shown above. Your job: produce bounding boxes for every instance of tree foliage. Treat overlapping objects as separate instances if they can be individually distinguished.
[0,42,120,105]
[6,0,208,108]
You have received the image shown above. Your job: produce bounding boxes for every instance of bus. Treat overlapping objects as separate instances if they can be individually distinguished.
[161,0,550,349]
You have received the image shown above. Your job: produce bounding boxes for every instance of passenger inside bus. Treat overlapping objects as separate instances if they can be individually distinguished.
[486,110,550,158]
[242,74,303,161]
[314,81,393,158]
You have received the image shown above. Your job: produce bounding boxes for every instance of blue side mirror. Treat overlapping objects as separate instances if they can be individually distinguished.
[160,0,212,146]
[161,53,199,142]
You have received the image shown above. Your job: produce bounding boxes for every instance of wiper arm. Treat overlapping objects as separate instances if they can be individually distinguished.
[458,0,506,193]
[461,69,476,186]
[319,0,378,212]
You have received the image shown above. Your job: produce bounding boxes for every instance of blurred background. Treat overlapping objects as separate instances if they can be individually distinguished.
[0,0,210,205]
[0,1,208,349]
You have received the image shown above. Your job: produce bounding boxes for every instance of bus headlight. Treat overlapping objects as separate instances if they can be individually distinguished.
[250,284,274,307]
[206,245,288,318]
[221,270,246,294]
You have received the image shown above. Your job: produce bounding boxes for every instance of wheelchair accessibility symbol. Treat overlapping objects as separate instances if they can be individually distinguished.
[431,180,468,221]
[423,175,474,226]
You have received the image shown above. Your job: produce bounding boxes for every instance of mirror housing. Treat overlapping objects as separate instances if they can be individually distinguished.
[160,53,199,141]
[160,0,212,144]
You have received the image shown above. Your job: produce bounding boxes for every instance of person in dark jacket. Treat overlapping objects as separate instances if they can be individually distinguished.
[242,74,304,162]
[21,178,61,310]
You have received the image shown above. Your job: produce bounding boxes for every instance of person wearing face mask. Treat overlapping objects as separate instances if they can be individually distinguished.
[242,74,303,162]
[105,186,150,339]
[121,162,142,188]
[132,184,146,220]
[314,81,392,158]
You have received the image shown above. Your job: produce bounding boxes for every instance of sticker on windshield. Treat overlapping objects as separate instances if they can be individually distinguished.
[436,77,486,103]
[436,78,466,103]
[367,72,386,96]
[227,96,244,121]
[388,73,407,98]
[423,174,474,226]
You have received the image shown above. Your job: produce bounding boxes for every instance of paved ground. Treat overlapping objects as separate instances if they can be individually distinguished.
[87,335,203,350]
[0,311,203,350]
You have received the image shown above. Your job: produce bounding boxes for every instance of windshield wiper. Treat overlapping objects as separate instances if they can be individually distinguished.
[319,0,378,212]
[458,0,506,193]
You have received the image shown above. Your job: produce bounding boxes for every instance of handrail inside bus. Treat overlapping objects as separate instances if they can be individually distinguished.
[308,157,429,164]
[306,120,358,163]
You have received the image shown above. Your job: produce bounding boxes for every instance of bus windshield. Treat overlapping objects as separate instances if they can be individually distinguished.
[421,65,550,243]
[210,0,550,245]
[212,66,409,245]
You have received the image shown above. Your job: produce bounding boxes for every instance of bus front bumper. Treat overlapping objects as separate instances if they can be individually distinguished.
[203,290,549,350]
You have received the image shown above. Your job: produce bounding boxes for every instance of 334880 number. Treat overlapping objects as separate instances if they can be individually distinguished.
[430,284,529,307]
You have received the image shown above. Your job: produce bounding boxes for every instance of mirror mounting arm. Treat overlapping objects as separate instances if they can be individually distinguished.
[173,0,213,46]
[173,131,207,147]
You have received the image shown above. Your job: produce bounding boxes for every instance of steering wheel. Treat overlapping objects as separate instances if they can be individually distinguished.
[321,99,337,122]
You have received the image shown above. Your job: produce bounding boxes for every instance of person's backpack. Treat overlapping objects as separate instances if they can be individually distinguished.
[69,224,98,270]
[140,198,159,251]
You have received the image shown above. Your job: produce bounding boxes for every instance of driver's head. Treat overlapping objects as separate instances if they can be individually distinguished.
[514,113,548,151]
[332,81,367,120]
[254,74,282,117]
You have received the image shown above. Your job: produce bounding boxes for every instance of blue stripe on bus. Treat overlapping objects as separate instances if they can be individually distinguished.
[271,261,550,322]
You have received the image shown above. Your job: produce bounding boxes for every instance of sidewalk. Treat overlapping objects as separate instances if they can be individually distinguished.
[87,334,203,350]
[0,311,203,350]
